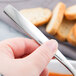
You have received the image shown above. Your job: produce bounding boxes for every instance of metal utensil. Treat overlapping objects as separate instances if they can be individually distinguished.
[4,5,76,76]
[0,74,3,76]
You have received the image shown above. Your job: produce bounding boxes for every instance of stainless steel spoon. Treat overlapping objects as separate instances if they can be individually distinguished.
[4,5,76,76]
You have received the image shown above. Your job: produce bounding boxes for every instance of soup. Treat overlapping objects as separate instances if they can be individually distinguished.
[49,72,73,76]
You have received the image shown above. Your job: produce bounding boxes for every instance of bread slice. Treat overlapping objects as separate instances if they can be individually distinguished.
[20,8,52,26]
[55,18,75,41]
[67,24,76,46]
[46,2,65,35]
[65,5,76,20]
[73,23,76,39]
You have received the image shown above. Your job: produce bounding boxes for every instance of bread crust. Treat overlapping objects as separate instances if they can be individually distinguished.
[55,18,75,42]
[65,5,76,20]
[46,2,66,35]
[20,8,52,26]
[65,14,76,20]
[67,25,76,46]
[55,33,66,41]
[73,23,76,39]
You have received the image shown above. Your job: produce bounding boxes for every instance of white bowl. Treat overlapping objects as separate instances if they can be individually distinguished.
[47,60,76,74]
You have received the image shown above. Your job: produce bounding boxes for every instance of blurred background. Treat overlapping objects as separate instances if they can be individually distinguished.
[0,0,76,60]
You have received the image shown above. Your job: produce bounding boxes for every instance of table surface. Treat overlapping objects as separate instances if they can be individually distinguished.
[0,0,76,60]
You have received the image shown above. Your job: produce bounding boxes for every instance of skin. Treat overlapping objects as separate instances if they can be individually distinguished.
[0,38,58,76]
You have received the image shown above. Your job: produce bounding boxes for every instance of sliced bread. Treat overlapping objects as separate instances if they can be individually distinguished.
[20,8,52,26]
[55,18,75,41]
[73,23,76,39]
[46,2,66,35]
[67,24,76,46]
[65,5,76,20]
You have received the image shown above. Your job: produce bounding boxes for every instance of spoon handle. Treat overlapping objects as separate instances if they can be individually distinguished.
[0,74,3,76]
[55,50,76,75]
[4,5,76,76]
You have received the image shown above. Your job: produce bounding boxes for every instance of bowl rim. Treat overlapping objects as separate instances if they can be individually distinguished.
[48,59,76,74]
[50,59,76,64]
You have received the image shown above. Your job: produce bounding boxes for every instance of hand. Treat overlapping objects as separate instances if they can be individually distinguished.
[0,38,58,76]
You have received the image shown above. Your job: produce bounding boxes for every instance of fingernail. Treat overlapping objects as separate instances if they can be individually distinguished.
[46,40,58,52]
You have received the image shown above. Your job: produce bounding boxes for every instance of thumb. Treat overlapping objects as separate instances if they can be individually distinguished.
[26,39,58,75]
